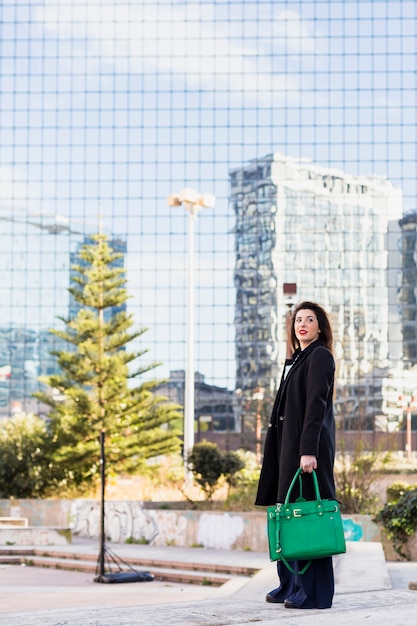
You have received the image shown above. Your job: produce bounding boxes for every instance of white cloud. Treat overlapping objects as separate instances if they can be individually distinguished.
[34,1,318,104]
[273,9,318,55]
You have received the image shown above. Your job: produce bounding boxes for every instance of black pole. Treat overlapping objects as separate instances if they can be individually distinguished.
[98,429,105,580]
[94,427,154,584]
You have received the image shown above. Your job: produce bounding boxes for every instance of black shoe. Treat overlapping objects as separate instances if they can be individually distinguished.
[284,599,298,609]
[266,593,284,604]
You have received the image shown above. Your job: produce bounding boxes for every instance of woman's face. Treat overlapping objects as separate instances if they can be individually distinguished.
[294,309,320,349]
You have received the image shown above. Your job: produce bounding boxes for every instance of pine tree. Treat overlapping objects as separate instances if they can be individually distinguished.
[34,234,181,492]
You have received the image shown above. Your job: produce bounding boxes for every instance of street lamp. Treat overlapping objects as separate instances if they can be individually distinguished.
[253,387,265,464]
[283,283,297,358]
[167,188,215,469]
[398,393,417,461]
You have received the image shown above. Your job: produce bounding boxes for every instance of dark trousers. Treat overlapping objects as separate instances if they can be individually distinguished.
[268,557,334,609]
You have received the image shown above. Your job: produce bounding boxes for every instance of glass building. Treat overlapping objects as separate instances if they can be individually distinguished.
[399,211,417,367]
[0,217,78,415]
[0,1,416,450]
[231,153,404,429]
[68,235,127,322]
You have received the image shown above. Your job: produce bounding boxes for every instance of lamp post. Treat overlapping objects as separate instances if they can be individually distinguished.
[253,387,265,464]
[283,283,297,358]
[167,188,215,469]
[398,393,417,461]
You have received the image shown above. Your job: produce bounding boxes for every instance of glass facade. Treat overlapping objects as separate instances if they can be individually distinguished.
[0,1,416,444]
[231,153,405,430]
[68,236,127,322]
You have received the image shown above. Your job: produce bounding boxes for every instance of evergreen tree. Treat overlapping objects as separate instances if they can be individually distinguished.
[34,233,181,492]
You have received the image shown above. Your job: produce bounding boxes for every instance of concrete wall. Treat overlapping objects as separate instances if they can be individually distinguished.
[0,499,381,550]
[0,527,71,546]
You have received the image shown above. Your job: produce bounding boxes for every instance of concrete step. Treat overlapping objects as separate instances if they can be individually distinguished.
[25,555,235,586]
[0,548,36,565]
[0,555,25,565]
[0,548,35,557]
[28,548,257,577]
[0,548,252,587]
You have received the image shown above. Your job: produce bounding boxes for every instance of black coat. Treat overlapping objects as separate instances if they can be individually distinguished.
[255,340,336,506]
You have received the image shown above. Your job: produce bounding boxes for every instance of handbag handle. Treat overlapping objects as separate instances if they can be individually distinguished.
[283,468,324,518]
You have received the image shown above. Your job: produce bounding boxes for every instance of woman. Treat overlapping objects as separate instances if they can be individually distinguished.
[255,301,336,609]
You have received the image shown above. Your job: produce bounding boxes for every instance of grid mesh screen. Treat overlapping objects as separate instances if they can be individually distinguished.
[0,1,416,442]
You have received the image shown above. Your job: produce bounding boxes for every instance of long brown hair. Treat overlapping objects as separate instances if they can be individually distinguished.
[290,301,333,353]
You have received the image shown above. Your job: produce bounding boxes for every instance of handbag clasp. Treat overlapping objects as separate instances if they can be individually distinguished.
[293,508,302,517]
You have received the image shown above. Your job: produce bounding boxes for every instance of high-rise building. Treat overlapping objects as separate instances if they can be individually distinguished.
[0,230,127,418]
[0,216,78,417]
[69,236,127,322]
[399,211,417,367]
[156,370,236,436]
[230,153,403,429]
[0,327,37,414]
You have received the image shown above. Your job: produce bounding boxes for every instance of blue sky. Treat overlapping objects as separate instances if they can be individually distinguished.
[0,0,416,386]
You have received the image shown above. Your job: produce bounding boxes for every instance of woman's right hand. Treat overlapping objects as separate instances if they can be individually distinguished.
[300,455,317,473]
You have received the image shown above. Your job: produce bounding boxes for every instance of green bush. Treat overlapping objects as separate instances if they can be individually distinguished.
[374,487,417,559]
[187,441,225,501]
[187,442,247,502]
[0,414,57,498]
[385,481,413,504]
[223,478,259,511]
[334,440,389,514]
[223,450,260,511]
[222,451,245,492]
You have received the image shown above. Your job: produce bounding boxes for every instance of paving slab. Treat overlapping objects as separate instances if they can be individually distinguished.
[0,540,417,625]
[0,563,219,613]
[1,589,417,626]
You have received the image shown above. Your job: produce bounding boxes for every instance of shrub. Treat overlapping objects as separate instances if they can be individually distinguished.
[374,487,417,559]
[334,440,390,514]
[0,414,57,498]
[187,441,225,501]
[385,481,413,504]
[222,451,245,493]
[187,442,247,502]
[223,478,259,511]
[223,450,260,511]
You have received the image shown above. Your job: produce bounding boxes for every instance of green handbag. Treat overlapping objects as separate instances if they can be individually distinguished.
[267,468,346,574]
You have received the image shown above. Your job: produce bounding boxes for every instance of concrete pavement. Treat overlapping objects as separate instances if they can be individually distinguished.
[0,540,417,625]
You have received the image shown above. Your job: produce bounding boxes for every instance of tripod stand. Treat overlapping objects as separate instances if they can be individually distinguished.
[94,430,154,584]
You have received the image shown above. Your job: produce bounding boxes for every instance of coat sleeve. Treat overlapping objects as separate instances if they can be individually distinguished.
[299,347,335,457]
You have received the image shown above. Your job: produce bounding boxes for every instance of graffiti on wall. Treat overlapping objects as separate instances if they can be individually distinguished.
[70,501,158,544]
[0,528,70,546]
[68,501,249,549]
[197,513,245,550]
[150,511,188,546]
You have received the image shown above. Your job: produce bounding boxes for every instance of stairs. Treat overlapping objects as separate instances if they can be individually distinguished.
[0,547,258,587]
